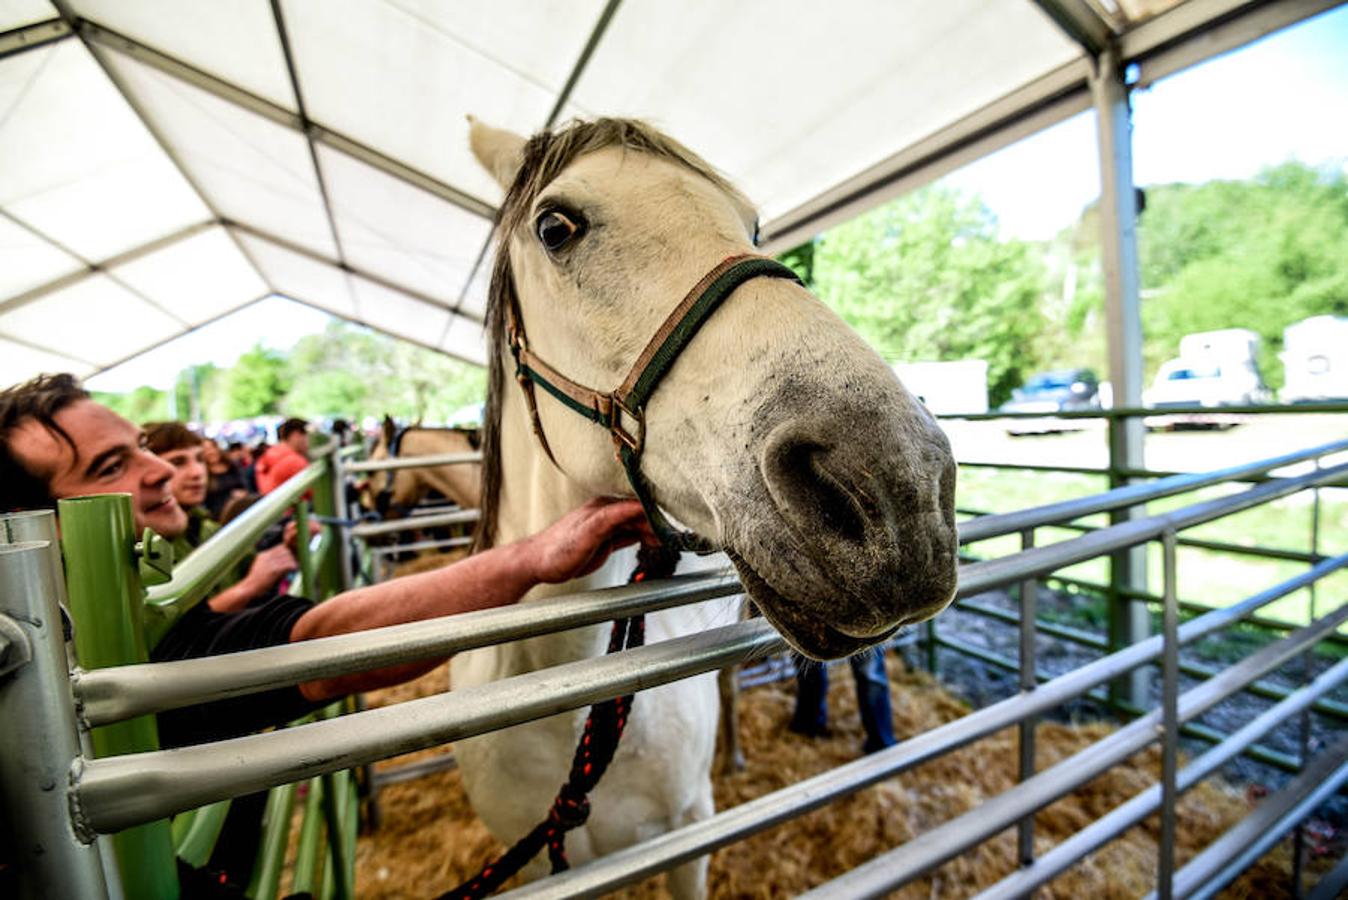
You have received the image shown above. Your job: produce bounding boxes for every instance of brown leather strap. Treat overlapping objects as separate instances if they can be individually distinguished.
[616,253,757,399]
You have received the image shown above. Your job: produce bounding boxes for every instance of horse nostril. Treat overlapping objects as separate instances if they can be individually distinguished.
[761,430,868,543]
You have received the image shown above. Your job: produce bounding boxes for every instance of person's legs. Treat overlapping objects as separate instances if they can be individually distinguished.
[850,647,897,753]
[789,658,830,736]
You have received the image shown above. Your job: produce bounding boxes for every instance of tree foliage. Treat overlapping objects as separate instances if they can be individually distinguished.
[1136,162,1348,387]
[97,322,486,427]
[807,186,1051,405]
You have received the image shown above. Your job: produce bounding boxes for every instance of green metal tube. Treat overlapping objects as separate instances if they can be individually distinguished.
[294,502,314,595]
[320,768,354,900]
[61,497,174,896]
[245,782,298,900]
[291,779,327,897]
[59,494,179,900]
[343,773,359,896]
[174,800,231,868]
[311,450,345,598]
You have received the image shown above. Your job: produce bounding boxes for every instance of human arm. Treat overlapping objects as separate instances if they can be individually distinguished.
[290,497,655,701]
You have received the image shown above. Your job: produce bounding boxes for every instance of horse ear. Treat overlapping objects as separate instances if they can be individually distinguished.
[468,115,525,190]
[381,415,395,446]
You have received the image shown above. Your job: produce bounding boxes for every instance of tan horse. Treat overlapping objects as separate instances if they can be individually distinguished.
[449,117,958,898]
[359,417,482,517]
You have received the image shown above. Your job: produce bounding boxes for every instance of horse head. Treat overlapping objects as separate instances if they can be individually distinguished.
[361,415,424,517]
[471,117,958,660]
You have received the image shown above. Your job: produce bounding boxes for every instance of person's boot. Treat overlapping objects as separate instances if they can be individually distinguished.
[850,648,897,754]
[789,659,832,737]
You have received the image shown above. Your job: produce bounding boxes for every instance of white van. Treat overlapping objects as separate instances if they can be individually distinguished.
[1145,328,1270,408]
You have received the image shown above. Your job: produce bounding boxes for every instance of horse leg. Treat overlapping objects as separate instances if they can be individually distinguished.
[713,665,745,775]
[666,786,714,900]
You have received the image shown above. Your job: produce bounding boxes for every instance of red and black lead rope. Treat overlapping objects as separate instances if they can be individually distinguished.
[437,545,679,900]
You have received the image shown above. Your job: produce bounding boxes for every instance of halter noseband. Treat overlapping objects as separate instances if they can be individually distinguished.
[506,253,803,552]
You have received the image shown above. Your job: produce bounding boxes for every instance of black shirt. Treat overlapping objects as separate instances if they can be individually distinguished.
[150,593,322,748]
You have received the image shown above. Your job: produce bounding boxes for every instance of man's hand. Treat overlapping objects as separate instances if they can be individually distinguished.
[243,544,298,594]
[525,498,657,585]
[283,518,321,553]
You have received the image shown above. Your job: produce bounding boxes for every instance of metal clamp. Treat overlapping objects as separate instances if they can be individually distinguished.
[0,614,33,678]
[135,528,174,586]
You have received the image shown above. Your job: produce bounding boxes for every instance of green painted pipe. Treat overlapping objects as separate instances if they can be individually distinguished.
[294,502,314,598]
[245,782,298,900]
[59,494,179,900]
[291,779,327,896]
[174,800,231,868]
[310,450,345,599]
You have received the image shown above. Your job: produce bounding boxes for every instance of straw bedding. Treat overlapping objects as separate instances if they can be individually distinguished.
[343,655,1329,898]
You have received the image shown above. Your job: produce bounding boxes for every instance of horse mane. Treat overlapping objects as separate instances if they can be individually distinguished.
[473,117,749,551]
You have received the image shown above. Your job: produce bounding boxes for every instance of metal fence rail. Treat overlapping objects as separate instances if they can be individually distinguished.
[487,556,1348,899]
[77,572,740,725]
[798,604,1348,900]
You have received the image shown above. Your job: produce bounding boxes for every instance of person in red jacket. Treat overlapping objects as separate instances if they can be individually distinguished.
[254,417,311,494]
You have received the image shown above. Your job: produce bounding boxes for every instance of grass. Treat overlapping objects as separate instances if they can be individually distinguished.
[954,464,1348,634]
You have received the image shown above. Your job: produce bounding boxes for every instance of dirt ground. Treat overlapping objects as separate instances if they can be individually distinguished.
[338,653,1336,899]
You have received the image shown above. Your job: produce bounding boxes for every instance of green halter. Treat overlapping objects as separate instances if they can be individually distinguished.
[506,253,803,552]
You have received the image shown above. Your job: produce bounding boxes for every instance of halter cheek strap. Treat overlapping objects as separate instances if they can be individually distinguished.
[507,253,803,552]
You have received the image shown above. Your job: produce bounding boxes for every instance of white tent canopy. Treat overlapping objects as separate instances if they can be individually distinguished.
[0,0,1334,386]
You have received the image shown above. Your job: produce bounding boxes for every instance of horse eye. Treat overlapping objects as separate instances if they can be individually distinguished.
[536,210,584,252]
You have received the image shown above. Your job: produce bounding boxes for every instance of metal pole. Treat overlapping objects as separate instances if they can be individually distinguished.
[58,495,178,900]
[1159,530,1179,900]
[1293,457,1321,896]
[1016,528,1037,868]
[329,449,354,595]
[1092,46,1149,711]
[293,500,314,594]
[0,513,110,900]
[310,447,345,598]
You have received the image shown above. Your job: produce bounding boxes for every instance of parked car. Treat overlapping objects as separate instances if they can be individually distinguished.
[1000,369,1101,435]
[1144,358,1269,408]
[1001,369,1102,414]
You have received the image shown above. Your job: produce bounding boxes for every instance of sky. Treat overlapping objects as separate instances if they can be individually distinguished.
[85,5,1348,392]
[943,3,1348,241]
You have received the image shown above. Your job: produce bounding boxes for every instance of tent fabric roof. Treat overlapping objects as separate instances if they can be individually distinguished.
[0,0,1322,385]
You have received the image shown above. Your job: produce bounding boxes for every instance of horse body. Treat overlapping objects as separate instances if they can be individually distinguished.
[450,117,960,897]
[361,422,482,515]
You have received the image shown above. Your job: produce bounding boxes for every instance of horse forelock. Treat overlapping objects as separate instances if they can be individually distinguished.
[474,117,753,552]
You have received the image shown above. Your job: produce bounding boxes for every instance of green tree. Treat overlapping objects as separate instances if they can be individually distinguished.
[283,321,486,422]
[1136,162,1348,388]
[810,186,1050,405]
[219,345,289,419]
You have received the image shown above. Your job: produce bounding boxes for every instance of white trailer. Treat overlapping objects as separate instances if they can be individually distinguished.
[1281,315,1348,402]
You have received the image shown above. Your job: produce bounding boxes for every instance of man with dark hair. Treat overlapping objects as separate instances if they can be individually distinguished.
[254,417,309,495]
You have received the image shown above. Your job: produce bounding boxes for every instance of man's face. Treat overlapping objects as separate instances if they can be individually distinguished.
[287,430,310,455]
[9,400,187,538]
[160,444,208,510]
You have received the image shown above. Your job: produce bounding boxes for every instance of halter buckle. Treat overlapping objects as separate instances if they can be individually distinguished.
[609,394,645,455]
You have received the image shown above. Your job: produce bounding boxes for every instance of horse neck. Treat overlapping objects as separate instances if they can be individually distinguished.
[402,431,481,509]
[492,388,617,669]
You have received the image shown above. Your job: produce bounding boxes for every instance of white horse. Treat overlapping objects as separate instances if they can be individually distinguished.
[450,117,959,897]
